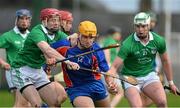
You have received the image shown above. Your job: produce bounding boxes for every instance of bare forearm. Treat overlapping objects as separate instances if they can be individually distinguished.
[107,57,123,75]
[163,60,173,81]
[38,41,66,61]
[44,46,65,60]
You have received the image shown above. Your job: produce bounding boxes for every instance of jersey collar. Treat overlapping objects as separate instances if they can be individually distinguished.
[41,24,55,40]
[13,26,30,39]
[134,32,154,46]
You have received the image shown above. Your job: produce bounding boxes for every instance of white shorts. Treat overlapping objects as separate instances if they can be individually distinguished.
[123,72,160,92]
[11,66,50,91]
[5,69,16,90]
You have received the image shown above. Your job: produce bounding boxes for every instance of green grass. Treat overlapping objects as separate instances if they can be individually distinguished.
[0,89,180,107]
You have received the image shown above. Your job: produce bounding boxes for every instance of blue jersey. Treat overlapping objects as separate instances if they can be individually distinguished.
[51,38,70,49]
[56,42,109,88]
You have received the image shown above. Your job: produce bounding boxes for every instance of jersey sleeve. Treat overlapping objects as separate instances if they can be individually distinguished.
[51,39,70,49]
[93,43,109,72]
[30,30,46,44]
[0,33,10,48]
[157,37,166,54]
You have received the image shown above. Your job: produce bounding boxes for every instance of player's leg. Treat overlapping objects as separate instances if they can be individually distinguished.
[38,82,67,106]
[125,87,143,107]
[67,83,98,107]
[123,81,143,107]
[91,81,111,107]
[21,85,43,107]
[110,79,124,108]
[14,90,31,107]
[11,67,43,107]
[94,96,111,107]
[110,91,124,107]
[73,96,94,107]
[6,70,31,107]
[140,92,153,107]
[37,69,67,107]
[142,72,167,107]
[143,82,167,107]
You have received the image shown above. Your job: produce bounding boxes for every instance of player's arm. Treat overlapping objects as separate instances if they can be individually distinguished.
[104,49,111,66]
[105,56,123,94]
[67,33,78,47]
[0,58,10,70]
[160,52,173,82]
[37,41,66,61]
[160,52,178,94]
[107,56,123,75]
[37,41,79,70]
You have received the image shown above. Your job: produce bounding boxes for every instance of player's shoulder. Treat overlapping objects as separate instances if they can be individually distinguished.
[31,24,44,34]
[122,33,135,44]
[151,32,165,41]
[0,29,14,37]
[92,42,101,49]
[29,24,45,37]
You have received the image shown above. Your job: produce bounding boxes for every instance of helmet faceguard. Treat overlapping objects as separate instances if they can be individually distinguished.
[134,12,150,25]
[78,21,97,37]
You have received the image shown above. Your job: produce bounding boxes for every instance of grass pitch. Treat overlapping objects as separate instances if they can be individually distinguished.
[0,89,180,107]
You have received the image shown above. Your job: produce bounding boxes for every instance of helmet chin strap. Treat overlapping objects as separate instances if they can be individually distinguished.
[45,27,58,35]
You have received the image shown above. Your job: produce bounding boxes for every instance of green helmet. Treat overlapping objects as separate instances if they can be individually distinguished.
[134,12,150,25]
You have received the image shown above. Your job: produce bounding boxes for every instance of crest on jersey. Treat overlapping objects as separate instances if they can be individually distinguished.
[151,48,157,54]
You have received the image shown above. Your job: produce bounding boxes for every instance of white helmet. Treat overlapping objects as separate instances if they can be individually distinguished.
[134,12,150,25]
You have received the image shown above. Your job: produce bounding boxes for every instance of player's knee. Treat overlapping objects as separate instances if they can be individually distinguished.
[32,102,42,107]
[60,93,67,103]
[156,99,167,107]
[56,93,67,106]
[130,101,143,107]
[15,102,31,107]
[30,100,42,107]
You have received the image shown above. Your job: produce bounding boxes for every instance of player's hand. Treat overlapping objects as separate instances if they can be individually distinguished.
[169,84,179,95]
[68,33,78,47]
[2,62,11,70]
[44,65,52,75]
[65,60,80,70]
[105,76,119,95]
[46,58,56,66]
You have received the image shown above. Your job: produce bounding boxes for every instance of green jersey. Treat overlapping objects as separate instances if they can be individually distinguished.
[0,27,29,65]
[118,32,166,77]
[12,24,67,69]
[103,36,120,64]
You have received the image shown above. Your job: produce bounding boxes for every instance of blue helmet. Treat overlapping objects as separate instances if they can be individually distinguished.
[16,9,32,18]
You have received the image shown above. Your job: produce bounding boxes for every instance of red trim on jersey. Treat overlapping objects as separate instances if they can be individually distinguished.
[56,46,70,56]
[56,46,73,87]
[62,63,73,87]
[92,55,101,80]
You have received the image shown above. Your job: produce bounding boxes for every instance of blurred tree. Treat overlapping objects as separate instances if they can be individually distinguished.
[31,0,50,27]
[139,0,152,11]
